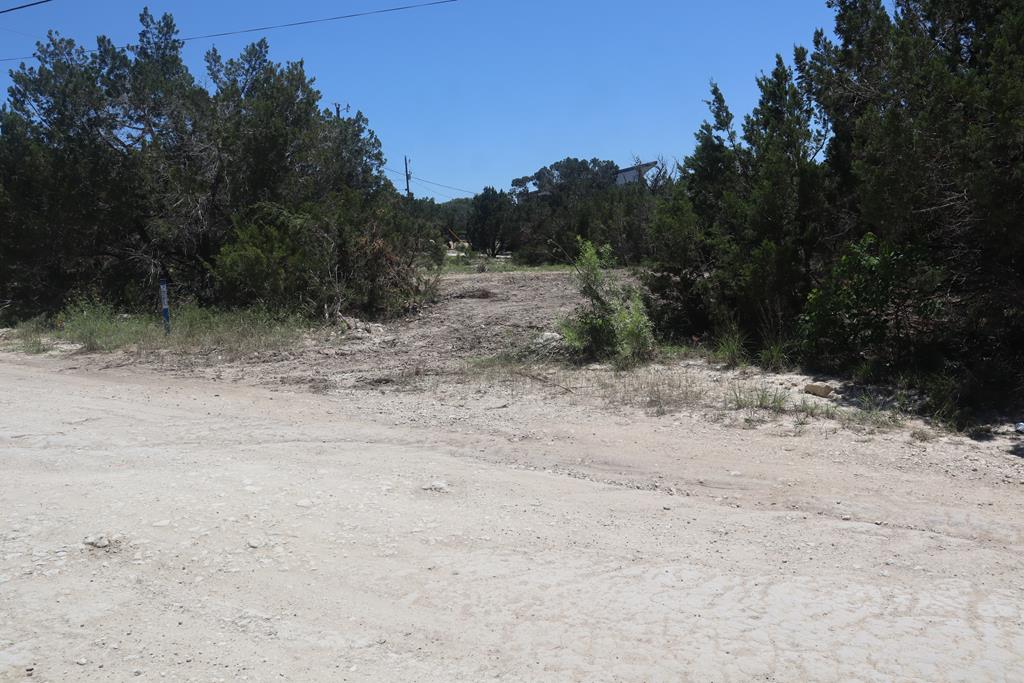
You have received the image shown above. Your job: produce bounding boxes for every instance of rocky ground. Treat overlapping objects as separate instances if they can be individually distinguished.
[2,270,1023,681]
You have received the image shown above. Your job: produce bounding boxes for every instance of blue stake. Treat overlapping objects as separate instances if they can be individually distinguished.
[159,278,171,335]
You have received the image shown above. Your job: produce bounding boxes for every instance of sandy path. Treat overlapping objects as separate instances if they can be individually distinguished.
[1,356,1023,681]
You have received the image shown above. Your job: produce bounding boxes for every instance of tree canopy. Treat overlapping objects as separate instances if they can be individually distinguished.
[0,10,438,319]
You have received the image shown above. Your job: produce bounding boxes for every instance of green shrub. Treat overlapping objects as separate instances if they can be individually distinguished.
[561,308,617,360]
[561,240,655,367]
[799,234,906,369]
[58,301,154,352]
[214,203,335,314]
[213,201,439,320]
[640,267,711,343]
[14,316,51,354]
[611,292,655,368]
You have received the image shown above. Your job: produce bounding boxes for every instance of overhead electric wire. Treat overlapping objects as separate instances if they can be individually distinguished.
[410,175,477,195]
[0,0,53,16]
[385,167,477,197]
[180,0,457,42]
[0,0,457,63]
[412,178,455,201]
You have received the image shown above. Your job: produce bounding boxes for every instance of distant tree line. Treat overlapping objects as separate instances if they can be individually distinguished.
[459,0,1023,416]
[461,157,669,264]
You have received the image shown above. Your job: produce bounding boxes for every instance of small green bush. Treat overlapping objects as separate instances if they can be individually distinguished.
[612,292,655,368]
[58,301,153,352]
[561,240,655,367]
[561,308,617,360]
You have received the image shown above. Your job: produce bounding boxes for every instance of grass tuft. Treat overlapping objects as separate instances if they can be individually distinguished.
[794,397,838,420]
[712,330,748,368]
[726,383,789,413]
[598,369,708,416]
[757,340,792,372]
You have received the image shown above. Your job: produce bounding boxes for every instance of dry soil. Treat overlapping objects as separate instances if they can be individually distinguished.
[2,271,1023,682]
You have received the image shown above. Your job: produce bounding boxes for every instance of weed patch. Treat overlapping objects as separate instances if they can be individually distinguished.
[15,303,309,359]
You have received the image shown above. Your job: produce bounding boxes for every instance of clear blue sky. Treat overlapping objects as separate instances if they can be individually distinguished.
[0,0,840,201]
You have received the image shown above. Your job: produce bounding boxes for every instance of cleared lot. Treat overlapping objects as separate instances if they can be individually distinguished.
[1,355,1023,681]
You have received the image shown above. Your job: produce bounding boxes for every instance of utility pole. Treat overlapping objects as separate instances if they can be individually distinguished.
[404,156,412,200]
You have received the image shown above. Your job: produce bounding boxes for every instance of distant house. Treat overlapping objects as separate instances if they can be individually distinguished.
[615,161,658,186]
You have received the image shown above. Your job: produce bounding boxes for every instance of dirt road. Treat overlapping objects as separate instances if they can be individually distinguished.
[2,354,1023,681]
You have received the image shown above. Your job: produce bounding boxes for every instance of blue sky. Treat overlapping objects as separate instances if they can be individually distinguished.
[0,1,839,201]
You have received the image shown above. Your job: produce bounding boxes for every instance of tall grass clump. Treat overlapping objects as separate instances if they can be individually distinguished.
[712,328,748,368]
[757,339,792,372]
[727,382,789,413]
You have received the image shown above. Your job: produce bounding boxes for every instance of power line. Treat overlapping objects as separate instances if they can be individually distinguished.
[410,175,477,196]
[385,167,476,197]
[412,178,455,201]
[0,0,53,16]
[0,0,457,63]
[179,0,457,42]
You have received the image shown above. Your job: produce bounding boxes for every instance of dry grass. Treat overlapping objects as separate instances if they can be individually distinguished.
[794,397,839,421]
[11,303,312,360]
[459,354,911,433]
[725,383,789,414]
[589,368,708,415]
[910,427,938,442]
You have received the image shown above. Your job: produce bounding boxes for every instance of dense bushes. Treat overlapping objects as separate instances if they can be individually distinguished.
[213,199,440,318]
[638,1,1024,418]
[215,204,335,312]
[447,1,1021,417]
[0,12,441,323]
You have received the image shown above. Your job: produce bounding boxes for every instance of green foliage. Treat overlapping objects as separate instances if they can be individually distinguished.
[466,187,515,257]
[0,13,439,323]
[215,204,334,313]
[509,157,665,265]
[638,1,1024,417]
[561,240,655,368]
[13,316,50,354]
[757,340,792,372]
[611,292,656,369]
[726,383,789,413]
[211,197,440,320]
[569,240,615,305]
[799,234,905,368]
[561,309,618,361]
[57,301,143,352]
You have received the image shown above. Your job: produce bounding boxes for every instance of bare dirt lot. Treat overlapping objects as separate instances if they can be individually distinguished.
[2,271,1024,681]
